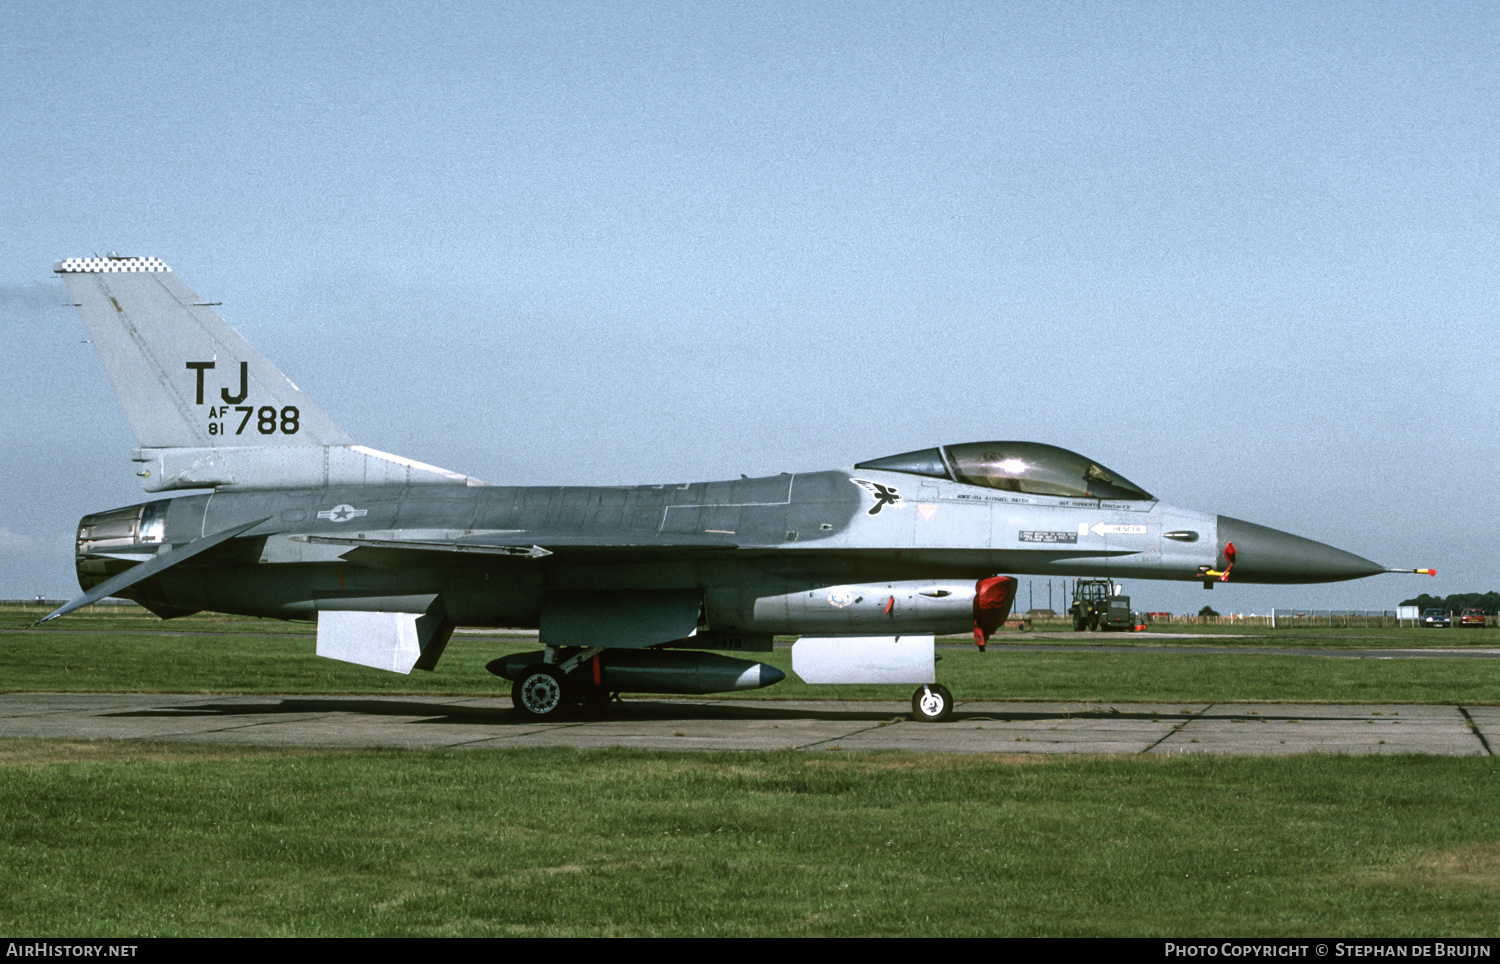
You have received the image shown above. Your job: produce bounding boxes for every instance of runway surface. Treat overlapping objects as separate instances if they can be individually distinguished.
[2,693,1494,757]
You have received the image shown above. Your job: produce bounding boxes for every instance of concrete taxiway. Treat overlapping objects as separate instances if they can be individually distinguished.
[0,693,1493,757]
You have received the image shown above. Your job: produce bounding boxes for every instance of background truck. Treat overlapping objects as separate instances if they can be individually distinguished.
[1071,579,1135,631]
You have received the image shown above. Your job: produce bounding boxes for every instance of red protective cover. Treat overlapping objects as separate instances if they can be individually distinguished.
[972,576,1018,651]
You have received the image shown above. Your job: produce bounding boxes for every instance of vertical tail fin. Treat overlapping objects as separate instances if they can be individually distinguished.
[57,256,484,491]
[57,256,352,449]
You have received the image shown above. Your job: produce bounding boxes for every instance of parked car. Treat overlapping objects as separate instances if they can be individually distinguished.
[1421,608,1451,628]
[1460,608,1487,628]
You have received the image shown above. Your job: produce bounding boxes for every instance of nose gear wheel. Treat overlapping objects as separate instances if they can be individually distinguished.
[911,683,953,722]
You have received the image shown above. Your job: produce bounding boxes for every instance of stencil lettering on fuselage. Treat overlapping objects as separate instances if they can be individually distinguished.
[1019,530,1078,544]
[1080,523,1148,536]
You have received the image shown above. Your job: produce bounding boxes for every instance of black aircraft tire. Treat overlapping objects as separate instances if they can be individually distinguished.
[911,683,954,723]
[511,664,571,719]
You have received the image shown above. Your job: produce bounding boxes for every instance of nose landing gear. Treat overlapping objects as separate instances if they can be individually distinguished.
[911,683,954,722]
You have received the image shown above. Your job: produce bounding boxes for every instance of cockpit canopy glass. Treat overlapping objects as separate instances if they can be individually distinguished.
[855,442,1153,501]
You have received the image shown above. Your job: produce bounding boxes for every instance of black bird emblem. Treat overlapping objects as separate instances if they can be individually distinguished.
[851,479,901,515]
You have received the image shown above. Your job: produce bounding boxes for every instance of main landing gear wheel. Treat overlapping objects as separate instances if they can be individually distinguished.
[911,683,954,723]
[511,664,570,720]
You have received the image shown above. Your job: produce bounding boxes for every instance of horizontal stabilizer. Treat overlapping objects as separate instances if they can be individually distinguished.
[38,517,270,623]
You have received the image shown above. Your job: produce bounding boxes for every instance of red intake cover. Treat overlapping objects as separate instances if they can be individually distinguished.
[973,576,1018,651]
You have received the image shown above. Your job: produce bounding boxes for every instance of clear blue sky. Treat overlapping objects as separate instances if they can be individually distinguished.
[2,1,1495,614]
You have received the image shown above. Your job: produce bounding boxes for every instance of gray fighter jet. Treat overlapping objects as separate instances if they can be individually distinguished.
[43,256,1434,721]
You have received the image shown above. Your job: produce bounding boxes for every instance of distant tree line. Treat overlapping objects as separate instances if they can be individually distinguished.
[1400,592,1500,614]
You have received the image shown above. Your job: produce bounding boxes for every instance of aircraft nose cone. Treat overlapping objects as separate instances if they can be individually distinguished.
[1216,516,1385,584]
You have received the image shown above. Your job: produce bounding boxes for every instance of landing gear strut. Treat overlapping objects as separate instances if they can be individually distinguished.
[511,646,611,720]
[911,683,954,722]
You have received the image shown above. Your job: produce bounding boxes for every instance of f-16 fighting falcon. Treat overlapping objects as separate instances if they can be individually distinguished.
[43,256,1435,721]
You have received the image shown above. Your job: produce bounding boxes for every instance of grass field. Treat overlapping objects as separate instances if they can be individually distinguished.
[5,610,1500,937]
[1,742,1497,936]
[1025,622,1499,647]
[5,611,1500,704]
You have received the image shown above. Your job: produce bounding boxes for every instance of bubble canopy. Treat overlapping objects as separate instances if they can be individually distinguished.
[854,443,1154,501]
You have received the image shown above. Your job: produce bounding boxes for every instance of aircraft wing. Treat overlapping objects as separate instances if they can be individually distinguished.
[295,531,743,570]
